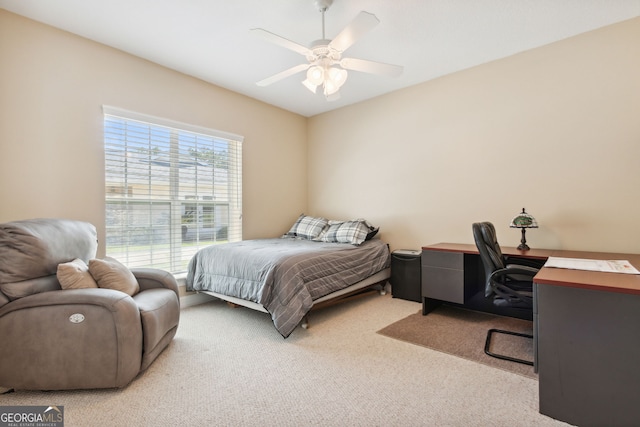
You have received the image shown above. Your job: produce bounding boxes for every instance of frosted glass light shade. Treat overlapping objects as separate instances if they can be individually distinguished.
[327,67,348,88]
[324,78,339,96]
[302,79,318,93]
[307,66,324,85]
[303,65,348,99]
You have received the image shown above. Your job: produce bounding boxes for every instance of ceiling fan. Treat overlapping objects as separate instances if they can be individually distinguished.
[251,0,403,101]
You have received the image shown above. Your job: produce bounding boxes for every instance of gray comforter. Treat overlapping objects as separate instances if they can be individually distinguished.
[186,238,390,337]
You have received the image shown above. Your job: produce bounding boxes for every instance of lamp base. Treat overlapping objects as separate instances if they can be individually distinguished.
[518,228,530,251]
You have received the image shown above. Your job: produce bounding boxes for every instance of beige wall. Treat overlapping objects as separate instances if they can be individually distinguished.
[2,10,639,257]
[308,17,640,254]
[0,10,308,256]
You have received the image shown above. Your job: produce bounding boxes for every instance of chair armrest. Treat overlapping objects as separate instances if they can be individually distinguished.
[131,268,179,300]
[487,266,537,308]
[505,256,546,270]
[485,265,538,297]
[490,265,539,281]
[0,287,137,315]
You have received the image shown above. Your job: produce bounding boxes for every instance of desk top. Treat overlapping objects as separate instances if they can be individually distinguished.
[422,243,640,296]
[422,242,553,260]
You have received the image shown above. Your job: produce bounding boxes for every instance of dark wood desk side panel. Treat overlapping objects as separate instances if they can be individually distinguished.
[537,284,640,426]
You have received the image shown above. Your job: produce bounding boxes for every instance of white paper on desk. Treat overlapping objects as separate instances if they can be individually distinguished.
[544,257,640,274]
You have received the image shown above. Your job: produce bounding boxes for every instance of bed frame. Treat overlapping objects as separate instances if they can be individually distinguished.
[198,267,390,330]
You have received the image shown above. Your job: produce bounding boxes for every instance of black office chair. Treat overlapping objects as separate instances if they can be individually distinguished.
[472,222,541,366]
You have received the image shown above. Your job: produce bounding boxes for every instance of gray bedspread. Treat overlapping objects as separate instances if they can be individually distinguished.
[186,238,390,337]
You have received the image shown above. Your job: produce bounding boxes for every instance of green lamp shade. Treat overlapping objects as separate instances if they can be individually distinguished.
[510,208,538,229]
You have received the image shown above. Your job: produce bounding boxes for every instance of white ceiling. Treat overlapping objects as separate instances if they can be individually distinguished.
[2,0,639,117]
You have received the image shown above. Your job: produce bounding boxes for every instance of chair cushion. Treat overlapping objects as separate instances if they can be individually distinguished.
[0,218,98,285]
[0,276,61,301]
[89,257,140,296]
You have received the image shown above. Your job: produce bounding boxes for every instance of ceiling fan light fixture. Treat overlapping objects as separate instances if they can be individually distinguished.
[323,66,347,99]
[325,90,341,102]
[327,66,347,88]
[307,65,325,85]
[253,2,402,102]
[302,79,318,93]
[303,64,347,98]
[323,78,339,96]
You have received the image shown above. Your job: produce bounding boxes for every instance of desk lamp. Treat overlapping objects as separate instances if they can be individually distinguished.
[510,208,538,250]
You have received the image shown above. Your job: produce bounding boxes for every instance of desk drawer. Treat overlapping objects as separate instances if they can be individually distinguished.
[422,251,465,304]
[422,250,463,270]
[422,266,464,303]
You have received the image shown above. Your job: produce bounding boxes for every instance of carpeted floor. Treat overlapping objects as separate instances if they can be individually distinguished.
[1,294,569,426]
[377,304,536,379]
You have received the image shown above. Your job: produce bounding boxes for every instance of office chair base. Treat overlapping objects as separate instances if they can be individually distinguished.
[484,328,534,366]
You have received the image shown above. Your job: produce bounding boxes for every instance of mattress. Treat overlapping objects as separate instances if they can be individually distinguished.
[186,237,391,337]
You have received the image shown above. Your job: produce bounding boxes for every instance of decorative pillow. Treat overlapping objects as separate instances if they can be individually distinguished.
[315,219,376,246]
[57,258,98,290]
[88,257,139,296]
[282,214,328,240]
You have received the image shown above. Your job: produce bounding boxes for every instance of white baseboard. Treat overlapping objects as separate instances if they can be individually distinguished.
[180,291,216,308]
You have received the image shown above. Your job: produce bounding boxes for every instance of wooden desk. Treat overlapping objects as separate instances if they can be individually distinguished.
[422,243,640,426]
[422,242,553,260]
[420,243,549,319]
[534,252,640,427]
[533,250,640,294]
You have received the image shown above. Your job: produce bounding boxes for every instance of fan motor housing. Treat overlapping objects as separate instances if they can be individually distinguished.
[314,0,333,12]
[307,39,341,62]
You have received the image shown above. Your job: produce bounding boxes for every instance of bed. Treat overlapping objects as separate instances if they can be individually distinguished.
[186,215,391,338]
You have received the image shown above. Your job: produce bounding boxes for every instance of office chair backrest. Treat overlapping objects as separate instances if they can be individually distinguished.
[472,222,506,297]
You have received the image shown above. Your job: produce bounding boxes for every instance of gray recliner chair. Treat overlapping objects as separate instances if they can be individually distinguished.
[0,218,180,391]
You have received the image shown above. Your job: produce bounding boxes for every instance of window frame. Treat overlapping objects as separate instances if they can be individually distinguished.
[102,106,243,274]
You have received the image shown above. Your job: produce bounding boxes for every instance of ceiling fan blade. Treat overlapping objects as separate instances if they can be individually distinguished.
[251,28,312,56]
[340,58,403,77]
[329,11,379,53]
[256,63,311,87]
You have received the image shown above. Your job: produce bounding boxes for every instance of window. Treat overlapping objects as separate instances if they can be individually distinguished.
[103,106,243,274]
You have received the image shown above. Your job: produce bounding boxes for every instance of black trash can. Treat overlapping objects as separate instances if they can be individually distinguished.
[390,249,422,302]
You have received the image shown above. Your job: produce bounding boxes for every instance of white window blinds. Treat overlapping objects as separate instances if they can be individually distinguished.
[103,106,243,274]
